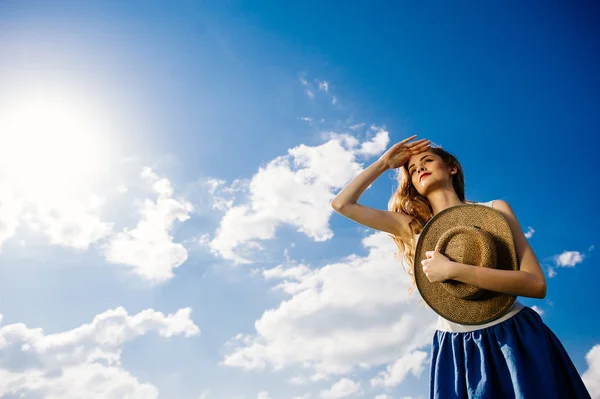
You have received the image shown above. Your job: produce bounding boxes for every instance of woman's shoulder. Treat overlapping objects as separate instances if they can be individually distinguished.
[475,199,518,216]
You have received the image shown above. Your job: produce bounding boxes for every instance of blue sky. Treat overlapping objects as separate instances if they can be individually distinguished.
[0,1,598,398]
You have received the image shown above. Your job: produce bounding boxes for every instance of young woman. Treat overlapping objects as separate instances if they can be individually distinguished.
[331,135,591,398]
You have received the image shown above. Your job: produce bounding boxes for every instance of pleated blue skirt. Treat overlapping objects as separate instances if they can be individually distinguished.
[430,306,591,398]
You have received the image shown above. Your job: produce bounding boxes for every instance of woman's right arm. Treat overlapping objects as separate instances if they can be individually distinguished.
[330,161,414,240]
[331,136,430,241]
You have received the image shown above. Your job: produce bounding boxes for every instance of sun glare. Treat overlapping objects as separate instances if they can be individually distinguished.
[0,96,109,198]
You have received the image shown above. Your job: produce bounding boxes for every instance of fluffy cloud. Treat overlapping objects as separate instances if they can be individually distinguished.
[370,350,428,388]
[523,226,535,239]
[1,165,194,283]
[583,344,600,398]
[555,251,585,267]
[353,128,390,157]
[31,194,113,250]
[222,231,436,380]
[0,306,200,398]
[208,130,390,264]
[320,378,360,399]
[0,180,112,251]
[104,167,193,282]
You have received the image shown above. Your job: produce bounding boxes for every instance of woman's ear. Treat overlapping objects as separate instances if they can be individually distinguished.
[449,165,458,175]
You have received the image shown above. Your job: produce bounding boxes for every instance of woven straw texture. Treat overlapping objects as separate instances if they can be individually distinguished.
[414,204,518,325]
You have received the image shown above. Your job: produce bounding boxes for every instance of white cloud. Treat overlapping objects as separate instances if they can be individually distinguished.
[299,76,338,103]
[0,180,112,251]
[320,378,360,399]
[204,178,227,196]
[524,226,535,239]
[222,231,436,378]
[0,182,21,249]
[261,264,312,282]
[257,391,271,399]
[582,344,600,398]
[555,251,585,267]
[208,131,390,264]
[104,167,193,282]
[32,194,113,250]
[0,306,200,398]
[370,350,428,388]
[547,266,557,278]
[349,123,365,131]
[202,177,247,212]
[0,363,160,399]
[317,80,329,92]
[354,129,390,157]
[198,389,210,399]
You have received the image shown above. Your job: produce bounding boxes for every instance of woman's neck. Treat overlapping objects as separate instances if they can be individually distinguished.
[427,191,466,216]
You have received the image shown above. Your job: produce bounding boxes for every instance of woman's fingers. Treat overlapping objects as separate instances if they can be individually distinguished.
[409,140,431,151]
[405,138,428,148]
[398,135,418,145]
[415,146,431,155]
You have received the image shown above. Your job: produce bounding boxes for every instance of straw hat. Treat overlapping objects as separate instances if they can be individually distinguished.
[414,203,519,325]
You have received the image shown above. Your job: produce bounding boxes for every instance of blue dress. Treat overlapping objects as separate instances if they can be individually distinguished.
[430,306,591,398]
[428,201,591,398]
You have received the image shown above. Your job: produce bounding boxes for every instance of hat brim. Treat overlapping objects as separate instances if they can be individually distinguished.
[414,204,518,325]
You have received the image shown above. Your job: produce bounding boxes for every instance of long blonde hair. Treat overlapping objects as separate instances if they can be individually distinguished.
[387,147,467,294]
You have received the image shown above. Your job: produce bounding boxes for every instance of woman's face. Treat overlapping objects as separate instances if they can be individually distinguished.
[406,150,455,194]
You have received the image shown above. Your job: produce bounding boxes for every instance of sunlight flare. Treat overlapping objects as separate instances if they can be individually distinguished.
[0,95,110,197]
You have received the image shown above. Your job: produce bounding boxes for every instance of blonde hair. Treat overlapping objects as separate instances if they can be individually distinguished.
[387,147,467,294]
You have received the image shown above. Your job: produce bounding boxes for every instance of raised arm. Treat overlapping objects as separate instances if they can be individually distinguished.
[331,136,431,241]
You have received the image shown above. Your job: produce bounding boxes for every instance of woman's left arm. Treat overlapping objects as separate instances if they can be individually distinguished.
[448,200,547,299]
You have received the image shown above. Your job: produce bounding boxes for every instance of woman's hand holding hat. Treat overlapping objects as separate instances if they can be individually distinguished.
[422,250,456,283]
[414,204,519,325]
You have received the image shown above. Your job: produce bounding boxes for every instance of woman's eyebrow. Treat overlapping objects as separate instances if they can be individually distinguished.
[408,155,432,171]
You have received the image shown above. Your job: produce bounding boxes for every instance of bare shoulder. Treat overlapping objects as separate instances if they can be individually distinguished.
[491,199,518,221]
[491,199,512,212]
[491,199,526,239]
